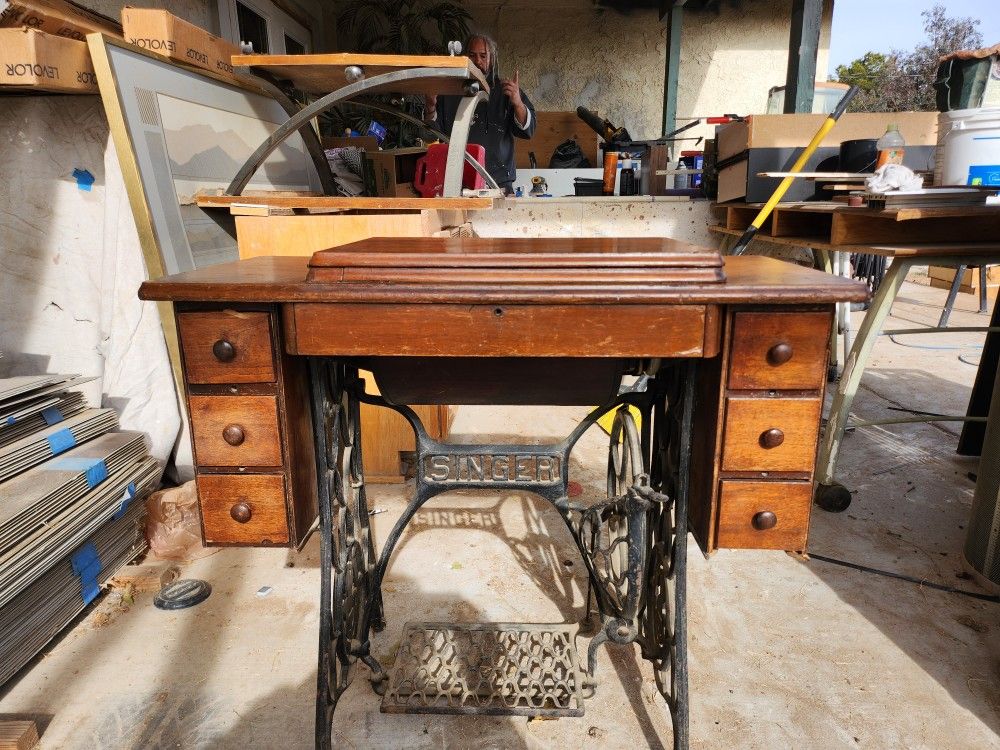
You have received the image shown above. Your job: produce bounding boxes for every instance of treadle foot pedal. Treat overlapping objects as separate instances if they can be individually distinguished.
[381,622,585,716]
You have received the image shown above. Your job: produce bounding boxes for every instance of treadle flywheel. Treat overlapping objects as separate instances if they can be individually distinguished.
[381,622,585,717]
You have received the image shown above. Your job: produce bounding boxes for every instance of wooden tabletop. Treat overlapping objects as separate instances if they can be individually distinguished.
[232,52,489,96]
[140,253,870,305]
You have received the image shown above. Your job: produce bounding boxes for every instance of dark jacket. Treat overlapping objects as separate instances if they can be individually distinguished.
[433,79,536,187]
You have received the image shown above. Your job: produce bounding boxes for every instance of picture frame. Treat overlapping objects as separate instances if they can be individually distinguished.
[87,34,324,385]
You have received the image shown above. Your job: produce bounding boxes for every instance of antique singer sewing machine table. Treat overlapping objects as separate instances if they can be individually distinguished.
[139,237,868,749]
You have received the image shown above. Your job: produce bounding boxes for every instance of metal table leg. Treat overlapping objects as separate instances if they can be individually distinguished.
[306,362,696,748]
[814,258,913,512]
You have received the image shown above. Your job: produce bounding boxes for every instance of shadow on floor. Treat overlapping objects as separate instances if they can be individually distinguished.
[807,367,999,734]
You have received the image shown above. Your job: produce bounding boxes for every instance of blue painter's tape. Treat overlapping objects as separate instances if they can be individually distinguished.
[46,428,76,455]
[968,165,1000,187]
[43,456,108,488]
[71,542,99,575]
[72,168,95,191]
[82,579,101,605]
[113,481,138,520]
[71,541,102,605]
[41,406,64,425]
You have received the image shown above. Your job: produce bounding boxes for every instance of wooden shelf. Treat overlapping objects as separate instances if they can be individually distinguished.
[709,224,1000,256]
[196,194,497,211]
[712,201,1000,246]
[232,52,489,96]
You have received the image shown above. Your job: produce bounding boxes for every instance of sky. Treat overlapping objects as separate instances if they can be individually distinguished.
[829,0,1000,72]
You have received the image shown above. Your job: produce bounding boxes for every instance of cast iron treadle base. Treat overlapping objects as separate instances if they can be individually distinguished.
[381,622,585,717]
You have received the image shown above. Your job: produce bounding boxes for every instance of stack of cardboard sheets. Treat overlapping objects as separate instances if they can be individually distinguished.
[0,375,161,687]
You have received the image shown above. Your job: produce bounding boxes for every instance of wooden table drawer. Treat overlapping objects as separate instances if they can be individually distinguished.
[190,395,282,467]
[197,474,289,545]
[721,395,821,472]
[729,312,830,390]
[716,480,810,550]
[178,311,276,384]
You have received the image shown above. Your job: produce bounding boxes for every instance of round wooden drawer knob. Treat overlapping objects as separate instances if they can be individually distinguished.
[752,511,777,531]
[767,342,793,366]
[212,338,236,362]
[759,428,785,449]
[230,501,252,523]
[222,424,246,446]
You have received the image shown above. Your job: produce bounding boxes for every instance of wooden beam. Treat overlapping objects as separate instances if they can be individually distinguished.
[784,0,823,113]
[196,195,496,211]
[661,3,683,137]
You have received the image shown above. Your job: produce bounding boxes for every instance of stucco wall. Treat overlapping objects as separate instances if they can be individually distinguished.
[462,0,832,145]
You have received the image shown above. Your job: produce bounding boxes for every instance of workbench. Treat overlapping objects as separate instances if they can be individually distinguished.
[140,236,865,749]
[710,201,1000,512]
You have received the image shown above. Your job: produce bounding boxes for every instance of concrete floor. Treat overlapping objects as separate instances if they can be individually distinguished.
[1,277,999,749]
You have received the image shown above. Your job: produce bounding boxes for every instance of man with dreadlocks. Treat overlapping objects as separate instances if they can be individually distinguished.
[424,32,536,195]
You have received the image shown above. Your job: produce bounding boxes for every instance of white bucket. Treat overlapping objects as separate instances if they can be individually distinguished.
[938,106,1000,186]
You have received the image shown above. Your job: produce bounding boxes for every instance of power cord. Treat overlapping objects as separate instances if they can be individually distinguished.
[807,552,999,603]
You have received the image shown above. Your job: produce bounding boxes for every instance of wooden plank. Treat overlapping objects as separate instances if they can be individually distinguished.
[0,720,39,750]
[830,212,1000,246]
[757,171,868,179]
[289,303,710,357]
[232,53,488,96]
[235,212,442,259]
[513,111,599,169]
[197,195,496,211]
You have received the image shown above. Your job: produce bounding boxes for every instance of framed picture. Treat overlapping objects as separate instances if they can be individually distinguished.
[88,33,322,277]
[88,33,324,387]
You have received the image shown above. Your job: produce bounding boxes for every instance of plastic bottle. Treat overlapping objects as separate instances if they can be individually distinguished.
[876,124,905,168]
[673,159,687,189]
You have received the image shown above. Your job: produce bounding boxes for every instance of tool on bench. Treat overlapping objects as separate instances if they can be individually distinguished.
[730,86,860,256]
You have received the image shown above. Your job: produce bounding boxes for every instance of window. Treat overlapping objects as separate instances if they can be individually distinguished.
[218,0,312,54]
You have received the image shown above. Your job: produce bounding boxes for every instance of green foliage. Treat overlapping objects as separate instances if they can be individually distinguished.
[834,52,890,93]
[337,0,472,54]
[834,3,984,112]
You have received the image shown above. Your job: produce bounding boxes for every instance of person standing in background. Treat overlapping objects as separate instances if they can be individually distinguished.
[424,33,536,194]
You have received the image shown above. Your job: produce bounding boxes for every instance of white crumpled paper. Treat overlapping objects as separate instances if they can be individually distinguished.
[865,163,924,193]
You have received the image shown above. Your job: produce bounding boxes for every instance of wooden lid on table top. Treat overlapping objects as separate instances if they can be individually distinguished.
[306,237,727,286]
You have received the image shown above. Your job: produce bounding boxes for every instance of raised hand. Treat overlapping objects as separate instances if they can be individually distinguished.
[501,70,522,108]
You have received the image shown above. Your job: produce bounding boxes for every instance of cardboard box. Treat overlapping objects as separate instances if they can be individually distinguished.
[0,26,96,92]
[716,111,939,203]
[0,0,121,41]
[366,147,426,197]
[928,265,1000,295]
[121,7,239,77]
